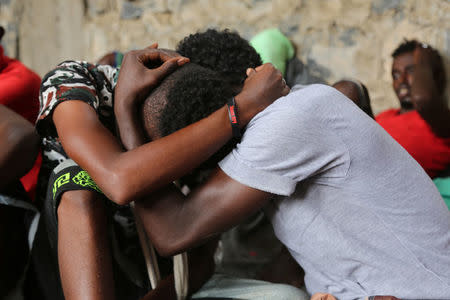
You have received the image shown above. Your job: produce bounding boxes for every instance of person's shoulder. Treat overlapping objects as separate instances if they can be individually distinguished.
[49,60,116,74]
[42,60,118,88]
[279,83,343,113]
[288,84,342,102]
[249,84,335,130]
[290,83,336,94]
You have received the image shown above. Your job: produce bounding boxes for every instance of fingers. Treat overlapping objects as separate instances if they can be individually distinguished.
[310,293,337,300]
[137,48,189,66]
[147,57,182,84]
[281,83,290,96]
[146,43,158,49]
[248,63,289,95]
[246,68,256,77]
[255,64,267,71]
[157,57,180,73]
[176,57,190,66]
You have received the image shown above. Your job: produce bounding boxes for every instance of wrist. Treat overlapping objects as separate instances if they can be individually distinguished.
[114,95,136,118]
[227,97,242,138]
[233,94,252,128]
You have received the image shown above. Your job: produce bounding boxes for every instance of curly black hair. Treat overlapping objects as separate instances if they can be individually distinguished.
[176,29,262,87]
[141,63,236,182]
[392,39,446,94]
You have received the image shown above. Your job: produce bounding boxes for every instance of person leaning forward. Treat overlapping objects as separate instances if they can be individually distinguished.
[33,44,304,300]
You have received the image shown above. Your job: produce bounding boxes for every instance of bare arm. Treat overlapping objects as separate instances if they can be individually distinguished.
[134,168,272,257]
[114,46,189,149]
[55,101,234,205]
[57,188,218,300]
[53,62,287,205]
[57,190,116,300]
[141,239,218,300]
[411,46,450,138]
[0,105,39,190]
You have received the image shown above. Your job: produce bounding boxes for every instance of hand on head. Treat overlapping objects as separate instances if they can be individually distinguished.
[235,63,290,126]
[114,43,190,108]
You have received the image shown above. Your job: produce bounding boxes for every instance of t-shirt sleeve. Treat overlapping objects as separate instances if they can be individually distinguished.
[219,94,350,196]
[36,60,115,137]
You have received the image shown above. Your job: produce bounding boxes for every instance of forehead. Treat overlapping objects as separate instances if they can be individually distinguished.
[392,52,414,70]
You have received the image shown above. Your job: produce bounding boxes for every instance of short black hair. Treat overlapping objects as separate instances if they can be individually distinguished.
[391,39,419,58]
[392,39,446,95]
[176,29,262,87]
[141,63,236,182]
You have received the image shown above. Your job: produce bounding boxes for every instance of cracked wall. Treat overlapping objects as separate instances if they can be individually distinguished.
[1,0,449,113]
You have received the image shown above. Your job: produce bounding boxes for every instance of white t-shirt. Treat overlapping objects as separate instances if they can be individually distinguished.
[219,84,450,299]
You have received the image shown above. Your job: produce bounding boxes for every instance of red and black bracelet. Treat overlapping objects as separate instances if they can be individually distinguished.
[227,97,241,139]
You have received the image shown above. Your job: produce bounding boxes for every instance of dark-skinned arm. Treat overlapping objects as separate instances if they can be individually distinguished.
[53,62,288,206]
[411,46,450,138]
[141,238,218,300]
[57,188,217,300]
[57,190,116,300]
[114,45,189,149]
[0,104,39,190]
[135,168,272,257]
[114,48,226,299]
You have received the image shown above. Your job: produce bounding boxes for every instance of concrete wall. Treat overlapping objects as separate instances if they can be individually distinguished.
[1,0,449,114]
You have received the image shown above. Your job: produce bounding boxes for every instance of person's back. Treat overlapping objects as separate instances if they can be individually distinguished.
[233,84,450,298]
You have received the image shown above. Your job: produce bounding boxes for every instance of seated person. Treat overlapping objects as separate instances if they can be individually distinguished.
[332,79,374,118]
[0,26,42,200]
[133,73,450,298]
[34,44,303,300]
[176,29,305,287]
[376,40,450,178]
[0,104,40,298]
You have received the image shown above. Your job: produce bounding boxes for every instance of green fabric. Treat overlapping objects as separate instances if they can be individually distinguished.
[250,28,295,76]
[114,51,124,68]
[434,177,450,210]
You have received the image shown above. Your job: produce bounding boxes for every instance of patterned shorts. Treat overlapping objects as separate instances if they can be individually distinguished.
[44,159,104,250]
